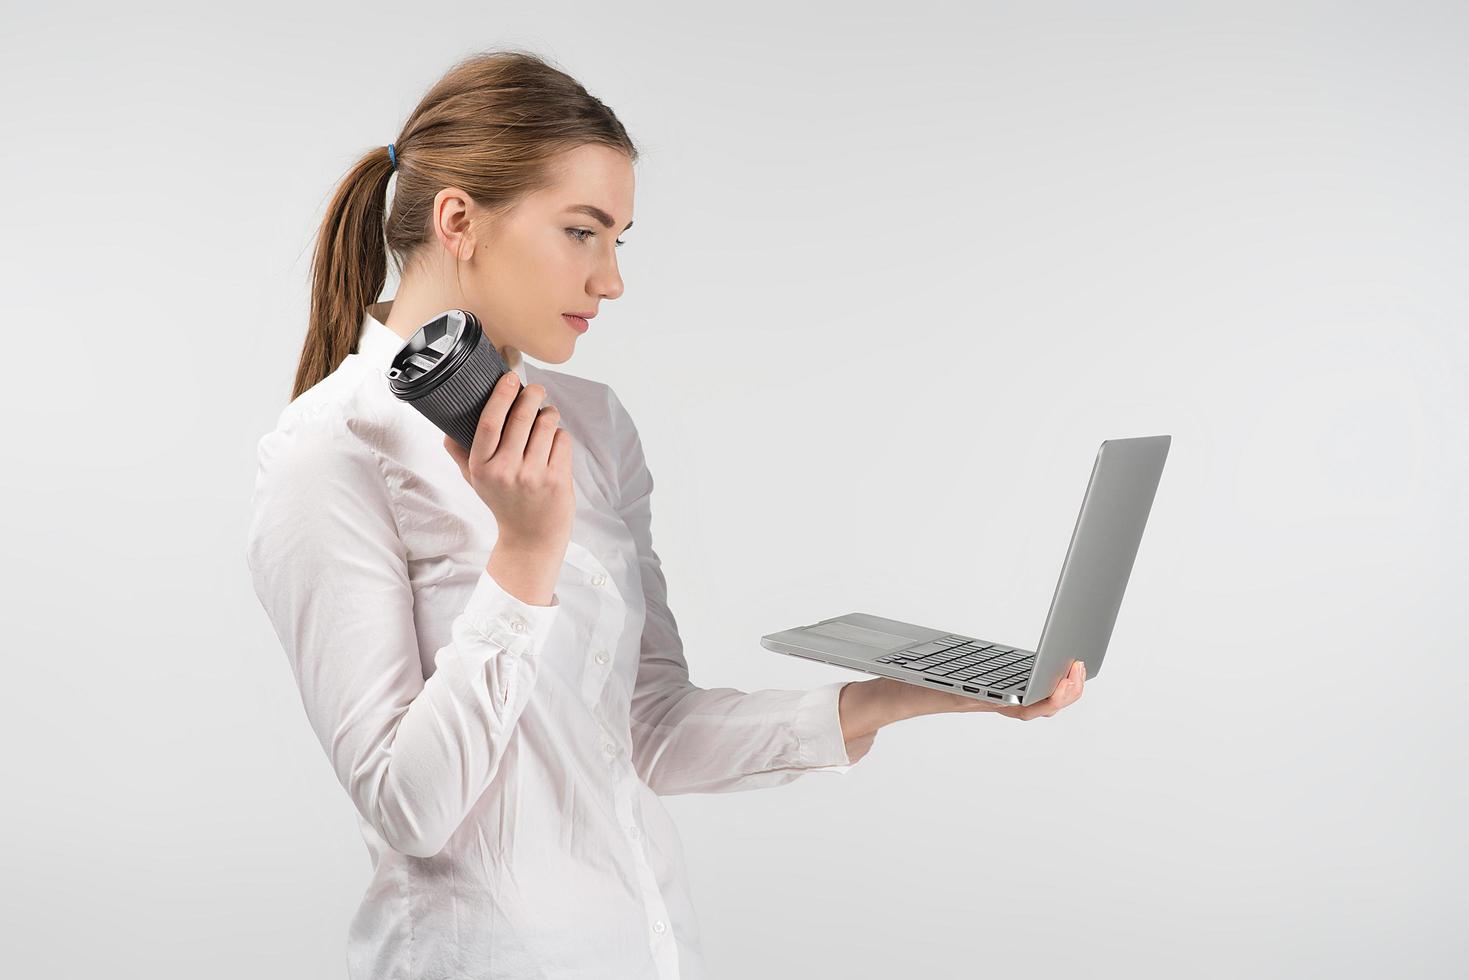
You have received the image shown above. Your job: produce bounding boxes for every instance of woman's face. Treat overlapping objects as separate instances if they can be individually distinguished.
[433,143,634,365]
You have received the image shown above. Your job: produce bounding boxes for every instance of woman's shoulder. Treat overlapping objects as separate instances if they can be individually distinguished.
[254,360,387,479]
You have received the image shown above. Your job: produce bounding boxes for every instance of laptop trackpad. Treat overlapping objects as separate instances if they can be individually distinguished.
[803,621,913,652]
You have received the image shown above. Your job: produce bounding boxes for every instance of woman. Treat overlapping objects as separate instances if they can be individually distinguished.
[245,49,1085,980]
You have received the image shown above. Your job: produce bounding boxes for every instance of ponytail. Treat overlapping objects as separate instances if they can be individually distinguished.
[291,146,395,401]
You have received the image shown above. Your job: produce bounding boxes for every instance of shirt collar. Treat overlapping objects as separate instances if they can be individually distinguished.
[357,300,528,383]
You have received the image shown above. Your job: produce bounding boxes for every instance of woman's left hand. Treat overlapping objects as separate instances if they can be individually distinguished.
[924,659,1086,721]
[837,660,1088,750]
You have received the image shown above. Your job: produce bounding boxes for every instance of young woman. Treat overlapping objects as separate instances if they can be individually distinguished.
[245,49,1084,980]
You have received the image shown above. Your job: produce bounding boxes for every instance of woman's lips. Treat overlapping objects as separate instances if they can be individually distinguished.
[563,314,589,333]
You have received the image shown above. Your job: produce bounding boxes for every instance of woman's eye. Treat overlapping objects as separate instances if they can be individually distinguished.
[567,228,626,248]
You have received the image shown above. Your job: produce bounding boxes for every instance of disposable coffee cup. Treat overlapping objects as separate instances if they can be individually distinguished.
[386,309,519,453]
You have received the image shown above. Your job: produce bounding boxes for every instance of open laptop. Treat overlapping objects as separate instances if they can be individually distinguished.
[762,435,1170,707]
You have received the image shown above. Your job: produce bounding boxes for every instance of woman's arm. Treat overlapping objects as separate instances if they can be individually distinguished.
[609,389,866,793]
[838,660,1088,745]
[245,413,562,858]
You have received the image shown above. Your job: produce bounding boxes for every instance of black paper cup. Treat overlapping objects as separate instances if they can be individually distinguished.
[386,309,519,453]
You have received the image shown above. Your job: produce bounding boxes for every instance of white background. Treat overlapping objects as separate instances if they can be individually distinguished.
[2,1,1464,977]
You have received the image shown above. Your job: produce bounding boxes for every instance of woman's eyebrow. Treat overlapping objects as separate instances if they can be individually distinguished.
[567,204,633,232]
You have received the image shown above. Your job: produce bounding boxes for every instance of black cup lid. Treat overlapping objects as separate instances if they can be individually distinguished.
[386,310,473,387]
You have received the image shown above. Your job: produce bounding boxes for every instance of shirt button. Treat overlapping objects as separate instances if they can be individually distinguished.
[653,920,666,935]
[594,649,609,665]
[628,825,640,840]
[591,573,607,587]
[509,620,525,633]
[602,741,616,757]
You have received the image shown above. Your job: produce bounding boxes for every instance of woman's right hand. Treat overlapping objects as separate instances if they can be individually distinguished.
[443,369,575,563]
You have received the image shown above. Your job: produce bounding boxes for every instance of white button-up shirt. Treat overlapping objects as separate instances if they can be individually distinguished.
[245,301,874,980]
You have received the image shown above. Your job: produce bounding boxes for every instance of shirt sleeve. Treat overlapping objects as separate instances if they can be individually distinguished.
[244,408,561,858]
[607,388,877,795]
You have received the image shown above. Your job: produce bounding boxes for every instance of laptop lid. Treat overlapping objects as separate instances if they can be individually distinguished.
[1027,435,1171,695]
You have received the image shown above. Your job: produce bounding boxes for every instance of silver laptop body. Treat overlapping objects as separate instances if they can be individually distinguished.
[761,435,1170,707]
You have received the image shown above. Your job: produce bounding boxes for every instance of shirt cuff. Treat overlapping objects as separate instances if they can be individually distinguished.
[790,680,870,773]
[458,567,561,657]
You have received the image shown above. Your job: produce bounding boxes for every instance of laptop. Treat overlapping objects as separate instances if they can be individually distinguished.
[761,435,1170,707]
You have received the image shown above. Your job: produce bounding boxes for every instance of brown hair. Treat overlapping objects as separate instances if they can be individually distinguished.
[290,49,639,402]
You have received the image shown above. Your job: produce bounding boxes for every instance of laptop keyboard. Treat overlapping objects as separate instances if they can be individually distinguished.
[873,634,1035,691]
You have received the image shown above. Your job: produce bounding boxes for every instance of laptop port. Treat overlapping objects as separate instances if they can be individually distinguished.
[961,685,980,693]
[927,679,953,687]
[986,692,1001,699]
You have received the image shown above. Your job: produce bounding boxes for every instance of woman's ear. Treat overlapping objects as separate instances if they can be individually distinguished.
[432,186,479,260]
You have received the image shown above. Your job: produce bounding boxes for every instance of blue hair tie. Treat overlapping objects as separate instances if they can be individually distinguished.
[388,143,397,171]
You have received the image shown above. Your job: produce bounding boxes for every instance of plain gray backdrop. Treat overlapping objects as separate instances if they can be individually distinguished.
[2,1,1464,977]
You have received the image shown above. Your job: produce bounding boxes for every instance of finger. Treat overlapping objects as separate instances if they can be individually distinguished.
[549,427,573,476]
[523,404,560,468]
[470,371,528,470]
[1025,668,1078,717]
[471,371,526,468]
[1047,664,1076,700]
[495,383,548,462]
[1053,664,1084,709]
[1005,680,1081,720]
[1049,666,1080,703]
